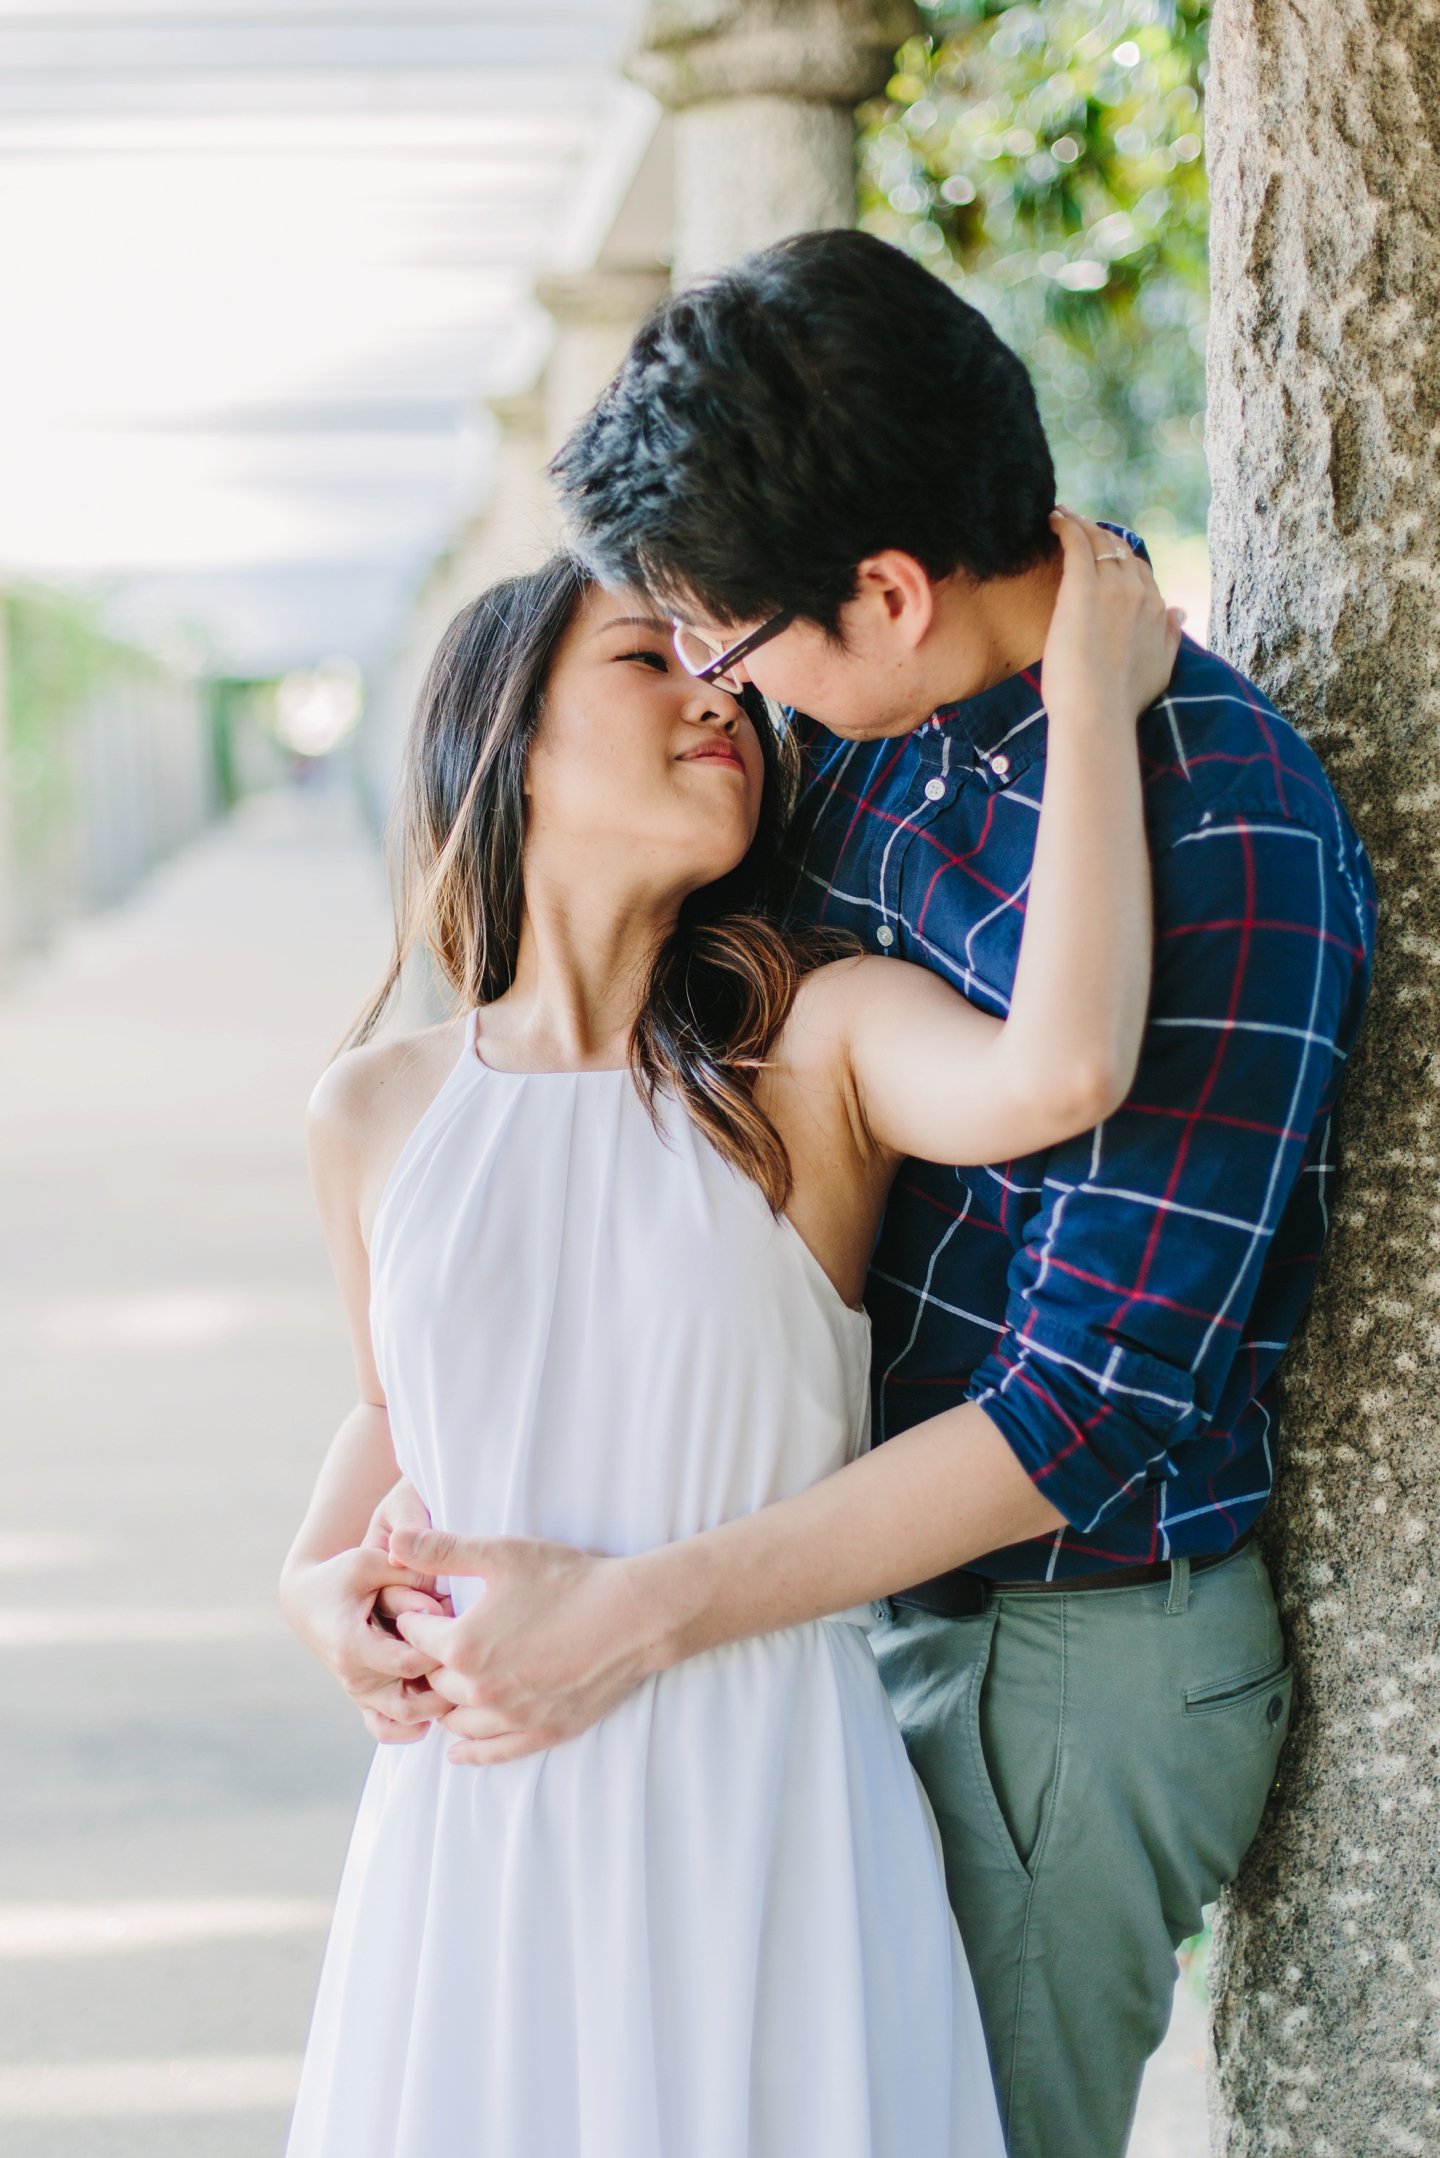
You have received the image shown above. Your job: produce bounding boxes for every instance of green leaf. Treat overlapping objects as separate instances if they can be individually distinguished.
[858,0,1212,536]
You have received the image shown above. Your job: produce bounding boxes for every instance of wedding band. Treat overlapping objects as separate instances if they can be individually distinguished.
[1095,550,1128,562]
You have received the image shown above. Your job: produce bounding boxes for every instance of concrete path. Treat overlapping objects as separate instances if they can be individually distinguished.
[0,784,1207,2155]
[0,786,386,2157]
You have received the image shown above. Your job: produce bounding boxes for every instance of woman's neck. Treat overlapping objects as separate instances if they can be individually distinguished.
[479,877,680,1073]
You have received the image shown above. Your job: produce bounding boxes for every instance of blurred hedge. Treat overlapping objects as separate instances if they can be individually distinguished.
[4,588,157,852]
[858,0,1210,536]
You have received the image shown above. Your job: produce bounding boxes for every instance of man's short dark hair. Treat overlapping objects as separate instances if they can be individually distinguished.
[550,228,1058,634]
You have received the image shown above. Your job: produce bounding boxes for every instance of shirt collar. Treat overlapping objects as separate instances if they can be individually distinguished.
[915,522,1145,776]
[917,663,1048,778]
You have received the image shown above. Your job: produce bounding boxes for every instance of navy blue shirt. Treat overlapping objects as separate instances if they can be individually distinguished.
[789,602,1375,1581]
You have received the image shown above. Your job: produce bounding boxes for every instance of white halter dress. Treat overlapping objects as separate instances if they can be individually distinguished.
[287,1017,1004,2158]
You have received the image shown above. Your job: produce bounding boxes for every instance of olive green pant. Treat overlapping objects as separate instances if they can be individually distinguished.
[871,1544,1291,2158]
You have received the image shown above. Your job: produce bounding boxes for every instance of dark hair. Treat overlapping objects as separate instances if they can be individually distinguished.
[354,554,850,1210]
[550,228,1058,635]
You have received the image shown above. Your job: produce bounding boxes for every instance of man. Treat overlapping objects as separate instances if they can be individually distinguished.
[311,232,1374,2154]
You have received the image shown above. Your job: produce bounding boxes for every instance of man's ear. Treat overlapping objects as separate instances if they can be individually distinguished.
[850,551,938,649]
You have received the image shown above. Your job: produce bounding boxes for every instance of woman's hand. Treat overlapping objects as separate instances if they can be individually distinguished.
[366,1476,454,1636]
[281,1542,450,1744]
[388,1528,660,1765]
[1041,509,1184,734]
[363,1474,432,1550]
[279,1406,452,1743]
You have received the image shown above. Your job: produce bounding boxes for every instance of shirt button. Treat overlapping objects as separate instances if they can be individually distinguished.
[924,776,946,802]
[876,925,895,948]
[1267,1694,1285,1727]
[990,753,1010,777]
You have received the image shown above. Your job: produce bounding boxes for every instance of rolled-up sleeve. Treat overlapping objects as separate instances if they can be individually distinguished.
[967,808,1372,1536]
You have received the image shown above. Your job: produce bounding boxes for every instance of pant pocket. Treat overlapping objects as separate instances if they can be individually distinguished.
[1184,1660,1292,1740]
[874,1607,1035,1907]
[975,1601,1065,1884]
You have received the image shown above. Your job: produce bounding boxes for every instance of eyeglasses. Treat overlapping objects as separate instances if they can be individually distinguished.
[671,609,795,693]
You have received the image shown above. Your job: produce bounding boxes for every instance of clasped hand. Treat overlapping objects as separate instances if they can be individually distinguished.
[385,1521,654,1765]
[280,1480,454,1746]
[290,1476,654,1763]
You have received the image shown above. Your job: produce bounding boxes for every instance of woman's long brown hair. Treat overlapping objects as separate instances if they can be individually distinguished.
[353,553,851,1211]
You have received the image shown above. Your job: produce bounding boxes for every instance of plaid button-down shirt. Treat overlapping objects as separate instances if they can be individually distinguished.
[789,592,1375,1581]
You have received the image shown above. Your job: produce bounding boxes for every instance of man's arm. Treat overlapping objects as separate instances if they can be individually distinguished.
[959,803,1370,1544]
[392,1404,1059,1764]
[641,1403,1063,1647]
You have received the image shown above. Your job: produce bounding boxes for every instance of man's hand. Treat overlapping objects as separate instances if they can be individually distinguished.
[281,1542,450,1745]
[390,1529,658,1766]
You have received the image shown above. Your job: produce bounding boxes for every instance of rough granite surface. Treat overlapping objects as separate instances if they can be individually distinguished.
[1207,1,1440,2149]
[626,0,921,279]
[626,0,920,109]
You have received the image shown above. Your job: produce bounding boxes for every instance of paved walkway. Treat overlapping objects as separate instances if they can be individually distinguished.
[0,786,386,2157]
[0,784,1207,2154]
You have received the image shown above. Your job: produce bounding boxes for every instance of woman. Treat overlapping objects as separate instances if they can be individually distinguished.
[281,513,1179,2157]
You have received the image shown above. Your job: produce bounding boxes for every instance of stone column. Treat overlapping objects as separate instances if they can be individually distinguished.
[0,596,13,972]
[626,0,919,282]
[1205,3,1440,2148]
[535,269,672,456]
[452,387,556,592]
[354,392,554,829]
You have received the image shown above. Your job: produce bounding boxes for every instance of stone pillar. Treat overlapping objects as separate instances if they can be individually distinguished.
[534,268,672,454]
[1205,3,1440,2148]
[447,270,668,615]
[453,388,555,592]
[0,596,13,972]
[354,392,553,829]
[626,0,919,282]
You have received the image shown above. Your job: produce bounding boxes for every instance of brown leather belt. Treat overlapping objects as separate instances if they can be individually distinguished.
[894,1525,1257,1620]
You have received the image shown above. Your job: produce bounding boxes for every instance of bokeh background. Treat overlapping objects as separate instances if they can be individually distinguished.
[0,4,1211,2153]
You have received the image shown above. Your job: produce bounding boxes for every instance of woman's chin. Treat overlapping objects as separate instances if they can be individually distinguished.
[666,821,755,885]
[668,849,749,903]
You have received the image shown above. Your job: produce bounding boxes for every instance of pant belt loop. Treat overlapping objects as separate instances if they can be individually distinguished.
[1165,1556,1191,1617]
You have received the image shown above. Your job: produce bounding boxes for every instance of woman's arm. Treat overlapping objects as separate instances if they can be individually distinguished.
[278,1048,450,1742]
[280,1402,449,1745]
[826,512,1179,1170]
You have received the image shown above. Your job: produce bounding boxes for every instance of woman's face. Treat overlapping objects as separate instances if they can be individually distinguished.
[525,583,765,904]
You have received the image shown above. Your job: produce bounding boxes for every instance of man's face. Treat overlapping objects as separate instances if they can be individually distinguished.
[674,568,1014,742]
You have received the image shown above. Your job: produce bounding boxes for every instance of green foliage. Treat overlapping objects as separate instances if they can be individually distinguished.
[1180,1912,1212,2002]
[858,0,1211,534]
[208,678,273,811]
[4,587,160,844]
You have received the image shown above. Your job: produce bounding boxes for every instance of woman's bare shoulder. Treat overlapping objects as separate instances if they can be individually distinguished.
[308,1017,468,1142]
